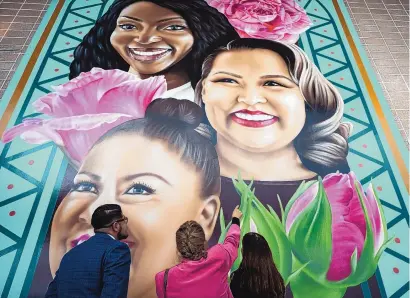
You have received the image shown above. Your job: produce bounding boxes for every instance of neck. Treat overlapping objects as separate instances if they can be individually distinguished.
[216,136,316,181]
[129,65,190,90]
[95,229,117,240]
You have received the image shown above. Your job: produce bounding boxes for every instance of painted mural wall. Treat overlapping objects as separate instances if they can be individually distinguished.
[0,0,408,298]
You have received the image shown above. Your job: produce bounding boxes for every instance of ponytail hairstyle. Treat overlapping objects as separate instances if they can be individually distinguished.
[94,98,220,198]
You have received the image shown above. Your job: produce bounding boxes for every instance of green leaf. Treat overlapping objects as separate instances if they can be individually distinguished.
[287,179,332,278]
[283,180,317,226]
[252,197,292,281]
[350,248,358,276]
[277,195,286,227]
[290,267,347,298]
[286,260,311,285]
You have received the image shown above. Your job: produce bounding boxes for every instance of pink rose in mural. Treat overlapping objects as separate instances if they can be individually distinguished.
[2,68,167,168]
[206,0,312,43]
[284,172,390,296]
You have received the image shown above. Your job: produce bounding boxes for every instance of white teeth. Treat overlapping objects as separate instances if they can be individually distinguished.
[77,240,86,246]
[234,112,274,121]
[129,49,169,56]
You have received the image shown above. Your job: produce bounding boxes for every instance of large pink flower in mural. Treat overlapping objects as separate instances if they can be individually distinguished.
[206,0,312,43]
[285,172,389,285]
[2,68,167,168]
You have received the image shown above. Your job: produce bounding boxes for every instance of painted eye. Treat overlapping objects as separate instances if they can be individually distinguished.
[71,182,98,194]
[119,24,136,30]
[216,78,238,84]
[125,183,155,195]
[165,25,186,31]
[264,81,280,87]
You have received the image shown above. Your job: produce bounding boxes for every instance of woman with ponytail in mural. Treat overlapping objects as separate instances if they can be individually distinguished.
[2,72,223,298]
[69,0,239,101]
[195,38,389,298]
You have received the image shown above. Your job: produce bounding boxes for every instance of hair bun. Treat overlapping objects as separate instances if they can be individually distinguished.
[145,98,204,128]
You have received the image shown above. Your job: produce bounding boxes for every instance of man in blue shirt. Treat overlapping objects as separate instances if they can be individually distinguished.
[45,204,131,298]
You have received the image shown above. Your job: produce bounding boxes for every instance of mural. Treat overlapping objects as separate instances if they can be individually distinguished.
[0,0,408,298]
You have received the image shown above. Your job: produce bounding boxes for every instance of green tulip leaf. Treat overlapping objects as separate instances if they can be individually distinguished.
[287,179,332,277]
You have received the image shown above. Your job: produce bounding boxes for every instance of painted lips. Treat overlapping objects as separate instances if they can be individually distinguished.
[128,48,172,62]
[231,110,278,128]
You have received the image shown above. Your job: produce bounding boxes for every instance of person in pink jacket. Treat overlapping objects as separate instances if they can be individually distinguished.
[155,206,243,298]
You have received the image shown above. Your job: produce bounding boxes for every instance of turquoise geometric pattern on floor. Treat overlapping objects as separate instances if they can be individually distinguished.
[0,0,408,297]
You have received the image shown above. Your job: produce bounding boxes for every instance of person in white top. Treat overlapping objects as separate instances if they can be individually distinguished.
[68,0,239,103]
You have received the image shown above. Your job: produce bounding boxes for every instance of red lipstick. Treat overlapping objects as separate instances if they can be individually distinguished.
[231,109,278,128]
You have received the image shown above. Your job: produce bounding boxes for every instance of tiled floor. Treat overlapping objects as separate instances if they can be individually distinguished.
[0,0,409,147]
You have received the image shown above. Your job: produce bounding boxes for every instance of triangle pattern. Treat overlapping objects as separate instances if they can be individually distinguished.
[63,24,94,41]
[0,193,36,238]
[344,99,370,124]
[0,167,36,203]
[327,68,357,91]
[308,16,330,28]
[53,50,75,64]
[9,145,53,182]
[347,151,383,180]
[39,76,69,93]
[23,88,48,117]
[62,12,94,30]
[339,88,358,102]
[310,33,336,50]
[378,250,409,297]
[71,0,103,10]
[5,138,43,159]
[317,55,346,75]
[0,250,17,295]
[311,23,338,40]
[344,117,370,139]
[305,2,331,21]
[386,219,409,257]
[317,44,347,64]
[51,34,80,54]
[349,131,384,163]
[39,58,70,83]
[72,5,103,21]
[0,232,16,252]
[365,171,403,209]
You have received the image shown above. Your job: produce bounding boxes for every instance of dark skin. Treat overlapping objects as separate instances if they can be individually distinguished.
[110,1,194,90]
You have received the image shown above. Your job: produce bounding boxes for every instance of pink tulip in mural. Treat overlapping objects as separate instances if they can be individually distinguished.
[284,172,390,297]
[206,0,312,43]
[2,68,167,168]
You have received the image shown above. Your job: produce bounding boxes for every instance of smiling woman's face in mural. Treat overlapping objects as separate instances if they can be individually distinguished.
[202,49,306,152]
[50,134,217,298]
[110,1,194,76]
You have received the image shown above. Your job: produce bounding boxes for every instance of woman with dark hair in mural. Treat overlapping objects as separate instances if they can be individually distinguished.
[195,38,352,225]
[195,38,383,298]
[69,0,239,101]
[47,98,222,298]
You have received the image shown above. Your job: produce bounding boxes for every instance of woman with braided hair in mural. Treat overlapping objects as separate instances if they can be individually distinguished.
[155,206,243,298]
[69,0,239,101]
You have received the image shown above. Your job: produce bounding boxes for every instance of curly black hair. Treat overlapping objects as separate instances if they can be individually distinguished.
[69,0,240,89]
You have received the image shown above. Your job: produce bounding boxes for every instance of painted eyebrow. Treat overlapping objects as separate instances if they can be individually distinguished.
[77,171,101,182]
[212,71,295,83]
[119,16,185,24]
[119,173,171,186]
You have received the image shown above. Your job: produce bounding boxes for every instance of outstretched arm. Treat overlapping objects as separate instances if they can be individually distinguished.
[101,243,131,298]
[221,206,242,267]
